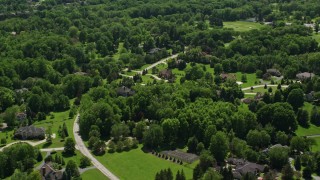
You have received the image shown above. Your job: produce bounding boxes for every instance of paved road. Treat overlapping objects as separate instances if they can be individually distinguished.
[242,84,288,91]
[73,114,119,180]
[135,54,179,74]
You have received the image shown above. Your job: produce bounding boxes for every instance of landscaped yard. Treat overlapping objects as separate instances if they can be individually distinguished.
[82,169,109,180]
[95,145,196,180]
[224,21,264,32]
[235,72,259,88]
[296,124,320,137]
[33,110,75,148]
[243,86,282,94]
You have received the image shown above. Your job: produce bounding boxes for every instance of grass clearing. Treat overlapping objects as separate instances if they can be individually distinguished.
[95,145,195,180]
[310,137,320,152]
[113,43,124,60]
[82,169,109,180]
[224,21,264,32]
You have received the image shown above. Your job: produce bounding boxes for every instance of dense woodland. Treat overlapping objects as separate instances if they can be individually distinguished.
[1,0,320,179]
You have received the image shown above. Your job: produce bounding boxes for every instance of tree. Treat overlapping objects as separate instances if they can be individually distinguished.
[0,87,14,112]
[133,121,147,140]
[269,147,289,170]
[241,74,247,83]
[202,168,223,180]
[65,160,80,179]
[187,136,198,153]
[214,63,223,75]
[246,130,270,149]
[311,106,320,126]
[290,136,308,153]
[143,124,163,149]
[275,131,288,145]
[281,163,294,180]
[79,156,91,168]
[287,88,304,111]
[111,123,130,141]
[209,131,229,163]
[297,109,309,127]
[46,126,52,144]
[294,156,301,171]
[64,138,75,155]
[303,166,312,180]
[175,170,186,180]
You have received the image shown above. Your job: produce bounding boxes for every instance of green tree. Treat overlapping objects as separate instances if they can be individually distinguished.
[297,109,310,127]
[143,124,163,149]
[79,156,91,168]
[111,123,130,141]
[187,136,198,153]
[281,163,294,180]
[294,156,301,171]
[65,160,80,179]
[287,88,304,111]
[64,138,75,155]
[303,166,312,180]
[202,168,223,180]
[269,147,289,170]
[209,131,229,162]
[133,121,147,140]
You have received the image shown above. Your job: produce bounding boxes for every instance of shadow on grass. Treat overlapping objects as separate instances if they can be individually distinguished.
[42,142,52,148]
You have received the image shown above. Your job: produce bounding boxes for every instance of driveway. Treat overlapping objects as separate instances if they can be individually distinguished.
[73,114,119,180]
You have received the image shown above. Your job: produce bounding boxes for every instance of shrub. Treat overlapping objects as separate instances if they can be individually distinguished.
[1,138,6,145]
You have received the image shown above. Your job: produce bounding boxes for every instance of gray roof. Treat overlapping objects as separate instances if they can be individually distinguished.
[14,125,45,140]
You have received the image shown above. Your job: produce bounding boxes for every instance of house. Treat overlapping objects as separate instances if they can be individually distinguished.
[148,48,161,54]
[220,73,236,81]
[40,163,63,180]
[227,158,265,179]
[267,69,281,77]
[16,112,27,121]
[74,71,88,76]
[242,98,255,104]
[305,91,315,102]
[296,72,315,81]
[117,86,135,97]
[14,125,45,140]
[159,69,174,80]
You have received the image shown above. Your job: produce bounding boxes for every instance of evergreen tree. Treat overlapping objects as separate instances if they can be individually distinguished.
[303,166,312,180]
[294,156,301,171]
[281,163,294,180]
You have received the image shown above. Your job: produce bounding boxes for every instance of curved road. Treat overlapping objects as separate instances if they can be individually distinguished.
[73,114,119,180]
[135,54,179,74]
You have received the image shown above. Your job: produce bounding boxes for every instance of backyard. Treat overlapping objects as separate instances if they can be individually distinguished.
[223,21,265,32]
[95,145,197,180]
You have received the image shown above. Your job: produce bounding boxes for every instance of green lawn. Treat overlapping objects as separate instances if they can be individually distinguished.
[82,169,109,180]
[310,137,320,152]
[235,72,259,88]
[243,86,281,93]
[142,75,156,84]
[296,124,320,136]
[0,127,16,145]
[113,43,124,60]
[224,21,264,32]
[312,33,320,43]
[95,145,196,180]
[33,110,75,148]
[302,102,314,114]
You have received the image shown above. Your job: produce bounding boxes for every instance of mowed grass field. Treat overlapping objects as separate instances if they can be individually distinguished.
[95,145,196,180]
[224,21,264,32]
[82,169,109,180]
[235,72,259,88]
[243,86,281,93]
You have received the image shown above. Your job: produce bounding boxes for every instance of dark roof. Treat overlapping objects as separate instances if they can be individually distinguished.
[16,112,27,121]
[227,158,265,179]
[117,86,135,97]
[40,163,63,180]
[14,125,45,140]
[267,69,281,77]
[159,69,173,80]
[220,73,236,81]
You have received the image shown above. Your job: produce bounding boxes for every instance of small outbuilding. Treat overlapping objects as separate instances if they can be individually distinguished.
[296,72,315,81]
[40,163,63,180]
[117,86,135,97]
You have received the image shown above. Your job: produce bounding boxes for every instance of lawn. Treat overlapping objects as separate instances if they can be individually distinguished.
[82,169,109,180]
[0,127,16,145]
[224,21,264,32]
[312,33,320,43]
[235,72,259,88]
[33,110,75,148]
[295,124,320,137]
[95,145,196,180]
[142,75,156,84]
[310,137,320,152]
[112,43,124,60]
[303,102,314,114]
[243,86,281,94]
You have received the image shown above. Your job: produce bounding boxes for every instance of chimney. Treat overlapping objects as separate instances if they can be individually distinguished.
[42,166,46,177]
